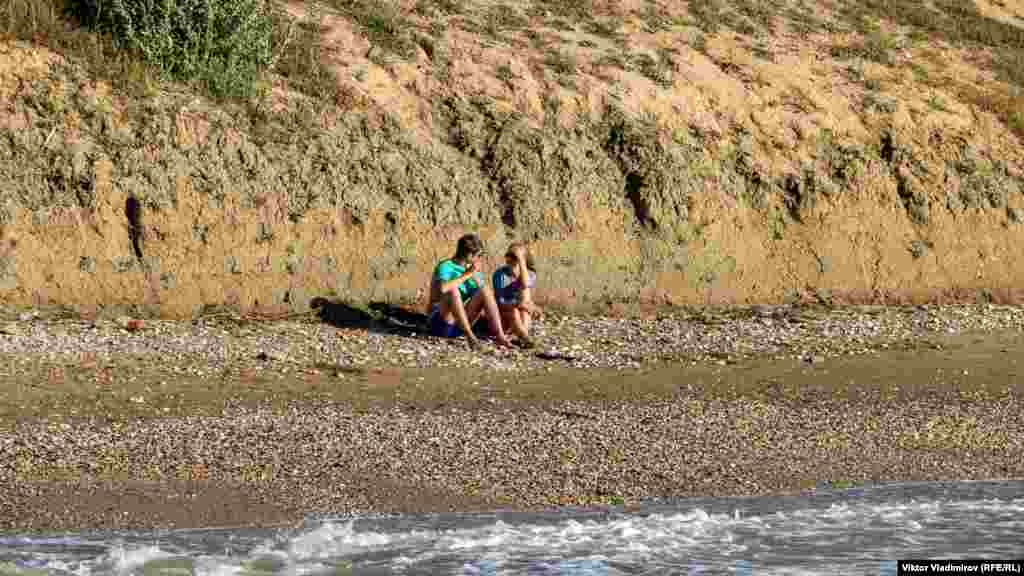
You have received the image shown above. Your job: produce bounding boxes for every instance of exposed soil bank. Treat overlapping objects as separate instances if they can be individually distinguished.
[3,0,1024,317]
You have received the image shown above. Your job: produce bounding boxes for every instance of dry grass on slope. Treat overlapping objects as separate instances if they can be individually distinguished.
[272,0,1024,144]
[1,0,1021,142]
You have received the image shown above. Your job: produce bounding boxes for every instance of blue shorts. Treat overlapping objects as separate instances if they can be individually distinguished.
[429,311,464,338]
[428,304,487,338]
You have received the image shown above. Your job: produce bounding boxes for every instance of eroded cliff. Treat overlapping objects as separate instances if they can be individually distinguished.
[1,0,1023,316]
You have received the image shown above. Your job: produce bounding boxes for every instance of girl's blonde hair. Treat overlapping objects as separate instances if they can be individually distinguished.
[505,242,536,272]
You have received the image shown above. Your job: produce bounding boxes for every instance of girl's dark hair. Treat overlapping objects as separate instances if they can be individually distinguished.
[455,234,484,259]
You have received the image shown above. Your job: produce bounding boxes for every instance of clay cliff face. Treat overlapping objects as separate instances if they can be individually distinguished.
[1,0,1023,316]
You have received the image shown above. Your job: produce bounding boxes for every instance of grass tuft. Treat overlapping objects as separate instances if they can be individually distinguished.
[413,0,464,16]
[584,17,621,39]
[544,48,577,77]
[327,0,417,60]
[635,47,676,88]
[830,29,899,65]
[639,4,673,33]
[271,8,345,103]
[484,4,528,37]
[534,0,592,20]
[495,61,515,88]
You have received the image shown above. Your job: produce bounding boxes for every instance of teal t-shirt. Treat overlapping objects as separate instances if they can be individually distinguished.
[434,259,481,302]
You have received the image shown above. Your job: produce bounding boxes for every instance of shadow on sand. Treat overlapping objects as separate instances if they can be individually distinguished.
[310,297,431,337]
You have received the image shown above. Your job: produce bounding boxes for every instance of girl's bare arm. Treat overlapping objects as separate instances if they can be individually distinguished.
[438,263,477,294]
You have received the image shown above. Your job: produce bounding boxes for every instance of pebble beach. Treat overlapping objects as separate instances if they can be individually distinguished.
[1,303,1023,530]
[2,303,1023,374]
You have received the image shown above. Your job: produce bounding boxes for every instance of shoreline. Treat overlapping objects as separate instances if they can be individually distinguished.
[1,304,1022,531]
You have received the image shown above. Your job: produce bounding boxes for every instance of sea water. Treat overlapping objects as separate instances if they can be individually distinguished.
[1,480,1022,575]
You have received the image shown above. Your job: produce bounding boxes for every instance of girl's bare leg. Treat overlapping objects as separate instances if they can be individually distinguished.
[501,304,534,346]
[468,288,512,346]
[440,292,480,343]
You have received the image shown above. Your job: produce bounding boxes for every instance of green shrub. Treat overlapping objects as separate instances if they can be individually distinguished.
[71,0,275,98]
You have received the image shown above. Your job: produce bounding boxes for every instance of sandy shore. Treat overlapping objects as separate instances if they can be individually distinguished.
[1,304,1022,531]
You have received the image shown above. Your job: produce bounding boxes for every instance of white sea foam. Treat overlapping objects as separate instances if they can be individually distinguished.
[4,487,1023,576]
